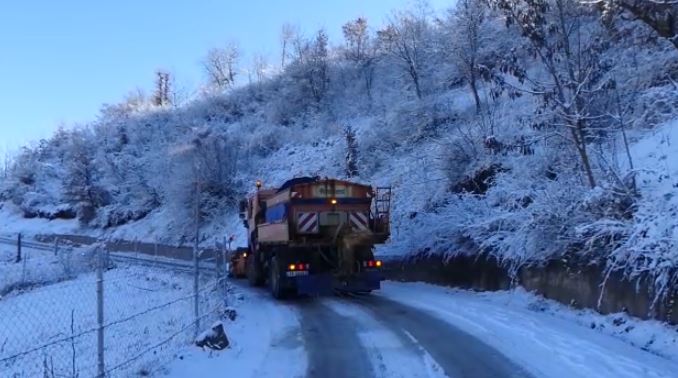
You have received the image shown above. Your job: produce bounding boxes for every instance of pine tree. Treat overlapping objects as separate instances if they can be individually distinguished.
[345,125,359,178]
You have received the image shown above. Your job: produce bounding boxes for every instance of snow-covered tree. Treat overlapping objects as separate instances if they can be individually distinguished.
[280,23,298,69]
[3,0,677,304]
[344,125,359,178]
[488,0,615,188]
[284,29,331,105]
[378,5,432,99]
[590,0,678,50]
[342,18,378,101]
[203,43,240,91]
[62,129,107,223]
[251,53,269,86]
[442,0,490,113]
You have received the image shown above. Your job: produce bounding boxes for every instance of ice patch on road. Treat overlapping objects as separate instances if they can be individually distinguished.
[323,299,448,378]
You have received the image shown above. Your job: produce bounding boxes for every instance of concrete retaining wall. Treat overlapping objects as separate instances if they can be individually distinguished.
[383,255,678,325]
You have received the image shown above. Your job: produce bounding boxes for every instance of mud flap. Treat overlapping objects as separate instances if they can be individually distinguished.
[334,271,382,293]
[294,273,334,296]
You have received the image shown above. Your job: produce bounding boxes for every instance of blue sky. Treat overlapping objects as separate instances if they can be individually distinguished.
[0,0,452,152]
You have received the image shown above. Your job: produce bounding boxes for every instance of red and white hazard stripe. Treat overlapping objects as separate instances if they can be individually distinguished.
[297,212,319,234]
[349,212,370,231]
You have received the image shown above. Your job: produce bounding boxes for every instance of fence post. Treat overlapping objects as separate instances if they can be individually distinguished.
[21,246,28,284]
[224,238,231,304]
[15,233,21,263]
[54,238,59,256]
[214,241,221,287]
[96,245,105,378]
[154,239,159,265]
[193,230,200,339]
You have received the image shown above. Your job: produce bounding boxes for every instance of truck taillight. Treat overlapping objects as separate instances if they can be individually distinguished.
[288,263,310,271]
[363,260,382,268]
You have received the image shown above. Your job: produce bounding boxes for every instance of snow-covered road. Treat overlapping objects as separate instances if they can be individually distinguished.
[166,281,678,378]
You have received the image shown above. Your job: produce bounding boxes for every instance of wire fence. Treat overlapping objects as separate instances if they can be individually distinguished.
[0,233,230,377]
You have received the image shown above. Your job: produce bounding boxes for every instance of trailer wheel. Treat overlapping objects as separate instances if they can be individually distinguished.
[247,253,264,286]
[269,256,284,299]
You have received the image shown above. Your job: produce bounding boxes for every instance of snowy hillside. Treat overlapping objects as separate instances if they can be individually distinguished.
[1,0,678,300]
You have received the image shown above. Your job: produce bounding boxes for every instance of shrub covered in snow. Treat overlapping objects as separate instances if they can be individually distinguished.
[2,0,678,301]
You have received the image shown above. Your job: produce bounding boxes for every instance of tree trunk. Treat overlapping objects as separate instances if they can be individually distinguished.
[570,123,597,189]
[363,63,374,103]
[410,64,422,99]
[469,71,482,114]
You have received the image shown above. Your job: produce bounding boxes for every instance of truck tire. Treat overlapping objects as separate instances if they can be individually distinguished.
[269,256,285,299]
[247,253,264,287]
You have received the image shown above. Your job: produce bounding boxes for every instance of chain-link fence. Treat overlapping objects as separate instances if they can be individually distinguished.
[0,233,229,377]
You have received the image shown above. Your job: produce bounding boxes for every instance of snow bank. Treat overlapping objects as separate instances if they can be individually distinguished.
[0,238,99,297]
[0,202,79,238]
[610,119,678,298]
[165,283,306,378]
[380,282,678,378]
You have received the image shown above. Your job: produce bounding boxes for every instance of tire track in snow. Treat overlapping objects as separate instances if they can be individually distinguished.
[323,298,447,378]
[296,299,374,378]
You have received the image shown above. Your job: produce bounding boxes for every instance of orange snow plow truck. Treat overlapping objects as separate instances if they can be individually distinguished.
[239,177,391,298]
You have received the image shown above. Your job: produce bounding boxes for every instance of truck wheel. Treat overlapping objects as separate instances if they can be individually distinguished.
[247,253,264,287]
[270,256,285,299]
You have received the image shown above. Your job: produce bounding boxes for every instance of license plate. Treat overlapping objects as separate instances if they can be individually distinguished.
[286,271,310,277]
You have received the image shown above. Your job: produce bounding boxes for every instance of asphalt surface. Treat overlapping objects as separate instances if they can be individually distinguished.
[275,290,533,378]
[351,295,533,378]
[298,300,375,378]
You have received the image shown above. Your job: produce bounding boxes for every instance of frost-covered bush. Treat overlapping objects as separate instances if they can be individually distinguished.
[3,0,678,300]
[635,86,678,129]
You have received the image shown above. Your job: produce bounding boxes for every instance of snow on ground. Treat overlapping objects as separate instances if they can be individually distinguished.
[0,240,80,296]
[0,236,103,299]
[164,284,306,378]
[0,202,79,238]
[620,119,678,276]
[379,282,678,378]
[0,201,246,248]
[0,262,222,378]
